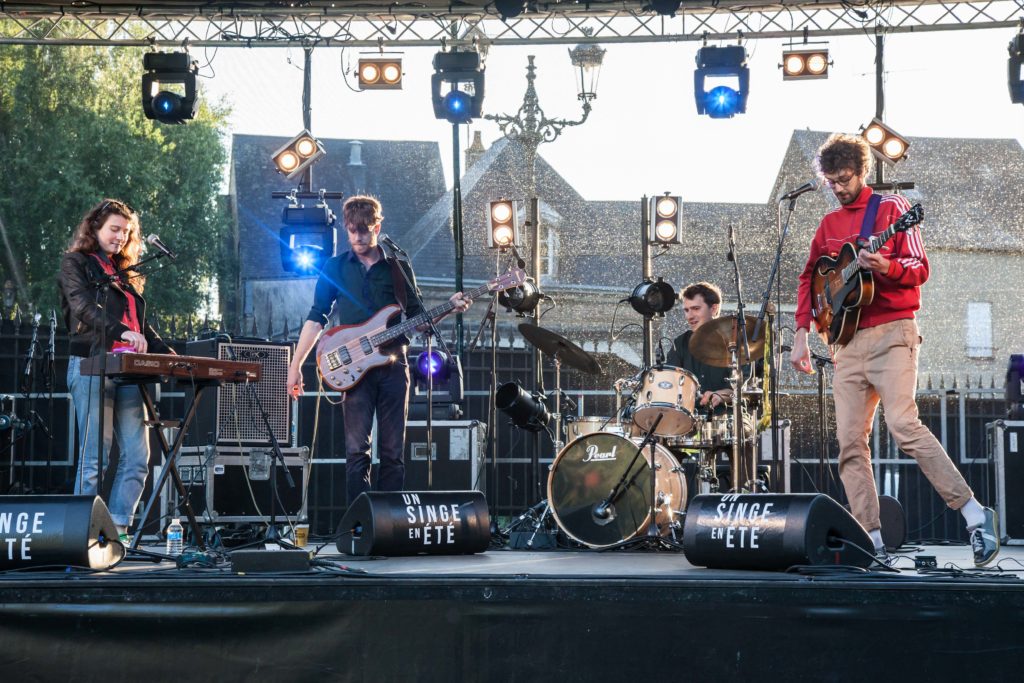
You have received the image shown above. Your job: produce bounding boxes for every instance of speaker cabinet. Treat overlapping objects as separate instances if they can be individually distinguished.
[988,420,1024,543]
[0,495,119,569]
[185,339,293,446]
[336,490,490,556]
[682,493,873,570]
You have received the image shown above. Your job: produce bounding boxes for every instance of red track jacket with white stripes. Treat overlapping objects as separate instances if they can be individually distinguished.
[795,185,928,332]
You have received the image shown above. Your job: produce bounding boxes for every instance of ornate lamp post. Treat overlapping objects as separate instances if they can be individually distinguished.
[484,43,605,501]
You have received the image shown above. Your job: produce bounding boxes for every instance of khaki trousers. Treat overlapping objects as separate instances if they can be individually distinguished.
[832,318,973,531]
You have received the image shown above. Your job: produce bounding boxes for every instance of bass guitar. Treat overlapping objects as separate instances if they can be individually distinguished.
[316,268,526,391]
[810,203,924,346]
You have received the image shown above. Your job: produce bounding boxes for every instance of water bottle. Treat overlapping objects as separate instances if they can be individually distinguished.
[166,518,184,556]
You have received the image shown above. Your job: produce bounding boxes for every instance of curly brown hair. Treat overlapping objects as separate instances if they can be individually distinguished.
[67,199,145,292]
[343,195,383,231]
[815,133,874,178]
[681,281,722,308]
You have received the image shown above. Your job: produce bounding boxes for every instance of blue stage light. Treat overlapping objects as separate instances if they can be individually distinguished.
[442,90,473,122]
[290,245,324,274]
[417,350,446,378]
[704,86,741,118]
[153,92,181,116]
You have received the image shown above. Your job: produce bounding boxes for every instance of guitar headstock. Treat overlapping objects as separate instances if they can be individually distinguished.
[893,203,924,233]
[490,267,527,293]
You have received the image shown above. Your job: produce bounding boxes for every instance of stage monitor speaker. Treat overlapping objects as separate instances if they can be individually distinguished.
[336,491,490,556]
[682,493,873,570]
[186,339,293,446]
[844,495,906,551]
[0,495,120,569]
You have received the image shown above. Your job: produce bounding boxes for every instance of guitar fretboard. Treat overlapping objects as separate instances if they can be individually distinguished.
[369,280,500,347]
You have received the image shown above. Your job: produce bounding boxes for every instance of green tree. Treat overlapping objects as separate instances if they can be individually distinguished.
[0,37,232,325]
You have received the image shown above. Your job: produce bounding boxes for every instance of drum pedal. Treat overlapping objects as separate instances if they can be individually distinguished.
[508,530,558,550]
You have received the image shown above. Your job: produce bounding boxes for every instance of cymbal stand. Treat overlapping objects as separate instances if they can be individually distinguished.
[551,355,564,453]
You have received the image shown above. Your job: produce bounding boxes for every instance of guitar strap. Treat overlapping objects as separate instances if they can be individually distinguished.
[387,257,408,313]
[858,192,882,246]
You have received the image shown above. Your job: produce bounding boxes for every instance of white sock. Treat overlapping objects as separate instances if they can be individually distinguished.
[869,528,884,552]
[961,498,986,530]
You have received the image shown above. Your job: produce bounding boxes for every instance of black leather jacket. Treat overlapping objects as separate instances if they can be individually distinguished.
[58,251,171,358]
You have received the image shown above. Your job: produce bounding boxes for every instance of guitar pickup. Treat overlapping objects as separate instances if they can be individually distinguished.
[359,338,373,355]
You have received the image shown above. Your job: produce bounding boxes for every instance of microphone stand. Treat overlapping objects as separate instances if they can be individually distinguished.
[812,350,834,492]
[726,224,755,492]
[45,310,56,492]
[753,195,801,492]
[383,237,451,493]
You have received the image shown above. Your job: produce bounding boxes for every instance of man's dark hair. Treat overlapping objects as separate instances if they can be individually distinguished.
[682,281,722,308]
[815,132,874,178]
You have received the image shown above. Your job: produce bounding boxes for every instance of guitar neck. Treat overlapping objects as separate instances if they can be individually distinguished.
[839,224,900,282]
[372,281,495,346]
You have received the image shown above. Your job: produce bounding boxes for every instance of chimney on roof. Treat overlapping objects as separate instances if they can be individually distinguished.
[348,140,366,193]
[465,131,486,170]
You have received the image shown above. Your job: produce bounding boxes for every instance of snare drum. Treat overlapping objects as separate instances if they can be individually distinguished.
[547,432,686,548]
[632,366,700,437]
[567,417,626,439]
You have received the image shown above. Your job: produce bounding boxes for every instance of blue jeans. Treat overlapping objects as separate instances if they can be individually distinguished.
[342,359,410,505]
[67,355,151,527]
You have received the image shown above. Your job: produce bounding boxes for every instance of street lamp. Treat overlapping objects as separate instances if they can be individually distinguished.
[483,45,605,502]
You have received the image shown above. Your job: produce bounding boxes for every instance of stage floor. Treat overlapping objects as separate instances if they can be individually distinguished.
[3,540,1023,682]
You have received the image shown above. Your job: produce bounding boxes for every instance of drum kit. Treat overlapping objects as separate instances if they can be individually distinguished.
[513,316,768,550]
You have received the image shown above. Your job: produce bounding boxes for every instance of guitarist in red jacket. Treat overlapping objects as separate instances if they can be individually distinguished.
[790,133,999,566]
[287,195,472,506]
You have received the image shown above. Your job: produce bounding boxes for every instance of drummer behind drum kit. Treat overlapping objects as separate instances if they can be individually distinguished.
[512,316,768,550]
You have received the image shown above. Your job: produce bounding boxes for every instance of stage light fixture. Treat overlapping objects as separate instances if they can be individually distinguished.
[781,48,830,80]
[649,194,682,245]
[279,203,336,274]
[646,0,682,16]
[694,45,749,119]
[141,52,199,124]
[271,129,326,180]
[488,199,520,248]
[494,0,527,20]
[861,118,910,164]
[499,278,542,315]
[414,349,456,385]
[358,58,403,90]
[1009,33,1024,104]
[496,382,550,432]
[431,50,485,124]
[630,277,676,317]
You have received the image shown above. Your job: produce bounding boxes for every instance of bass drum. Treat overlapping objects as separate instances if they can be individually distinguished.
[547,432,686,549]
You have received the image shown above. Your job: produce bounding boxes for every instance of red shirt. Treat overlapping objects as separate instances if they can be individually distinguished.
[90,253,142,334]
[795,186,928,333]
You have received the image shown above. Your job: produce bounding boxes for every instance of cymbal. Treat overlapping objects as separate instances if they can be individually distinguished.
[518,324,603,376]
[688,315,766,368]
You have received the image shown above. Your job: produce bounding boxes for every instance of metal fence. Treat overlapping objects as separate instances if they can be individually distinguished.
[0,321,1010,543]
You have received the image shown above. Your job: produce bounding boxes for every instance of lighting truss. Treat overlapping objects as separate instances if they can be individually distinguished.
[2,2,1024,47]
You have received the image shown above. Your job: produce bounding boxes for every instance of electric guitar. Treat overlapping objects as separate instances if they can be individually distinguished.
[316,268,527,392]
[810,203,924,346]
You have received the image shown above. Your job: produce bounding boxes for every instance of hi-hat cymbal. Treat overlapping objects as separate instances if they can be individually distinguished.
[518,324,603,375]
[688,315,766,368]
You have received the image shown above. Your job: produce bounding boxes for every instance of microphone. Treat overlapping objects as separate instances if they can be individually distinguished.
[655,340,665,367]
[47,309,56,359]
[508,243,527,270]
[146,234,177,260]
[379,233,407,256]
[592,500,616,525]
[778,178,819,202]
[25,313,41,376]
[726,223,735,262]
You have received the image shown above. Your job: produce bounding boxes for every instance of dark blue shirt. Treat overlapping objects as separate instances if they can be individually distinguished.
[306,248,424,344]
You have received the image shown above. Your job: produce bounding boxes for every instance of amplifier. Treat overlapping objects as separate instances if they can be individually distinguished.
[185,339,293,446]
[161,445,310,524]
[987,420,1024,544]
[404,420,487,493]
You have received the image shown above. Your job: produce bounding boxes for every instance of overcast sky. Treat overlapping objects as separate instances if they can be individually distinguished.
[202,29,1024,204]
